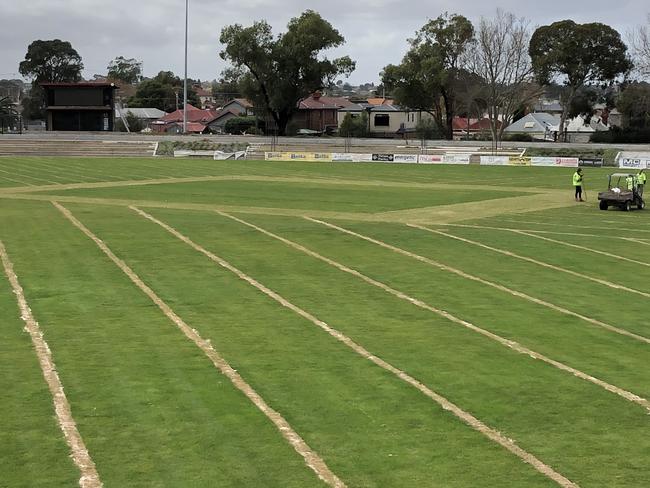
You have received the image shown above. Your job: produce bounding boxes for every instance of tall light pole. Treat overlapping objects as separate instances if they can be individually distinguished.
[183,0,188,133]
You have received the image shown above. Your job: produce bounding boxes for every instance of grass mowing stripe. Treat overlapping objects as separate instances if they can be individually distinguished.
[448,224,650,244]
[426,225,650,299]
[513,230,650,268]
[499,219,650,234]
[301,217,650,410]
[0,167,56,185]
[397,225,650,344]
[53,202,344,488]
[0,240,102,488]
[130,206,579,488]
[0,160,91,183]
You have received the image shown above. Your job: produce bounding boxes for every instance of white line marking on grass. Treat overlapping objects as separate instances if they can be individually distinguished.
[0,170,37,186]
[512,230,650,268]
[428,224,650,299]
[439,222,650,246]
[0,241,102,488]
[52,203,345,488]
[499,218,650,234]
[300,218,650,410]
[405,226,649,344]
[129,207,581,488]
[225,213,649,346]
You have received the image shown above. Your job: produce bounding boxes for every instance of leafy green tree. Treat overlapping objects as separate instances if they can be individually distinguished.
[529,20,632,140]
[19,39,83,120]
[129,71,198,112]
[107,56,142,84]
[220,10,355,135]
[382,13,474,139]
[339,112,368,138]
[19,39,83,82]
[617,82,650,128]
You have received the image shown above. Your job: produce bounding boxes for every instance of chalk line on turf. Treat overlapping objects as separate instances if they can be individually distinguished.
[424,224,650,300]
[53,202,345,488]
[512,230,650,268]
[295,217,649,409]
[129,205,581,488]
[0,240,102,488]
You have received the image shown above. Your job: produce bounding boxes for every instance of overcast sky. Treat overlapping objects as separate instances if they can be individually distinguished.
[2,0,648,84]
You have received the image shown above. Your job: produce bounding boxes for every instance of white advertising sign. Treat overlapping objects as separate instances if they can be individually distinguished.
[480,156,509,166]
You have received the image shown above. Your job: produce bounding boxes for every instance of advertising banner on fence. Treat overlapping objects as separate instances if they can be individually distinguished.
[393,154,419,163]
[265,152,332,162]
[579,158,604,167]
[480,156,509,166]
[508,156,532,166]
[419,154,471,164]
[372,153,395,162]
[531,157,580,167]
[619,152,650,169]
[331,153,373,162]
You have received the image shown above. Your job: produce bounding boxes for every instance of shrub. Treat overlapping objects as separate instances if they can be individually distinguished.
[590,127,650,143]
[224,116,260,135]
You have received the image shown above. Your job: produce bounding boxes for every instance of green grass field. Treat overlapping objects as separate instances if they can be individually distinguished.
[0,156,648,487]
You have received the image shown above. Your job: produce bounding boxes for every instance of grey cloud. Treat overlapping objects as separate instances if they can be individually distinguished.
[1,0,647,84]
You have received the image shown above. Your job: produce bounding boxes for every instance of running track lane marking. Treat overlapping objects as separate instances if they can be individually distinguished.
[128,206,580,488]
[298,218,650,410]
[0,240,102,488]
[512,230,650,268]
[52,202,345,488]
[223,214,649,346]
[419,224,650,300]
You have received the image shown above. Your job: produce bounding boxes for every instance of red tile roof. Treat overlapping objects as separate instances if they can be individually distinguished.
[159,104,220,124]
[299,95,354,110]
[452,117,478,130]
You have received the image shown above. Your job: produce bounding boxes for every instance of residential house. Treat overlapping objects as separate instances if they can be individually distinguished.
[338,101,429,138]
[205,109,240,134]
[503,112,609,142]
[151,104,220,134]
[221,98,255,116]
[115,107,166,130]
[292,92,354,133]
[195,86,215,109]
[452,117,501,140]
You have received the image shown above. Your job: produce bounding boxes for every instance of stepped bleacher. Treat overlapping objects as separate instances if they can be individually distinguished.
[0,139,156,157]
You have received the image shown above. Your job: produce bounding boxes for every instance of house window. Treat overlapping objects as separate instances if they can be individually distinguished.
[524,121,535,128]
[375,114,390,127]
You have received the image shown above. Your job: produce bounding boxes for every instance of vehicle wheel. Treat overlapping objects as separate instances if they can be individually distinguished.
[624,200,632,212]
[638,200,646,210]
[599,200,608,211]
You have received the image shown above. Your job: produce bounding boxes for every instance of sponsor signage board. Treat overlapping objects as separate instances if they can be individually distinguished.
[419,154,470,164]
[531,157,579,167]
[618,152,650,169]
[372,153,395,162]
[480,156,509,166]
[578,158,603,167]
[393,154,419,163]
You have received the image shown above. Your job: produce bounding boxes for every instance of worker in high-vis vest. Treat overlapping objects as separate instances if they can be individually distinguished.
[573,168,584,202]
[626,175,635,191]
[637,169,647,196]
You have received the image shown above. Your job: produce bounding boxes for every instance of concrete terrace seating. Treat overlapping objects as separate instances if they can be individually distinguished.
[0,139,157,157]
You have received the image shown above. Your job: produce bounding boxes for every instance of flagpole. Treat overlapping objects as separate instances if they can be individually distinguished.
[183,0,188,133]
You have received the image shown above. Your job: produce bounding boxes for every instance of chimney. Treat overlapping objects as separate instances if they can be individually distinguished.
[312,91,321,100]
